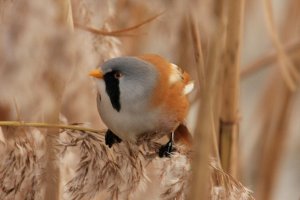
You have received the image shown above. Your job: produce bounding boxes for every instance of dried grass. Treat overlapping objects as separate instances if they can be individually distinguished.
[209,160,254,200]
[59,130,147,200]
[0,122,254,200]
[57,128,253,200]
[0,127,46,200]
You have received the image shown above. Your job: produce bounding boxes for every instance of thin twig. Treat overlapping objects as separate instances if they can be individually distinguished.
[0,121,104,134]
[75,12,164,37]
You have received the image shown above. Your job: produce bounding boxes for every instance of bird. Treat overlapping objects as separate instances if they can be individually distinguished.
[89,54,194,157]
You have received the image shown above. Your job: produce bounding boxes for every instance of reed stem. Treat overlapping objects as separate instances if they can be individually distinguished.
[0,121,103,133]
[219,0,245,177]
[188,14,211,200]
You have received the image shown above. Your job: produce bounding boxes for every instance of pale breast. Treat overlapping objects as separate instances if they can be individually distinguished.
[96,80,168,142]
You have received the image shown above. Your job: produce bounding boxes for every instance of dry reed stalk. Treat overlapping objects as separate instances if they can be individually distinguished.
[241,40,300,78]
[43,63,62,200]
[189,10,222,161]
[219,0,245,177]
[254,72,295,200]
[202,0,228,163]
[263,0,300,90]
[0,121,101,133]
[44,1,74,199]
[187,13,212,200]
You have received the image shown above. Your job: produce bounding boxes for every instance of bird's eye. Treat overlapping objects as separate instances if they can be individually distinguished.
[114,71,122,79]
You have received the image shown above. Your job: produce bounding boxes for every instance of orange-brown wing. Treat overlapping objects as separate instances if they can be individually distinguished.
[138,54,193,124]
[138,54,193,104]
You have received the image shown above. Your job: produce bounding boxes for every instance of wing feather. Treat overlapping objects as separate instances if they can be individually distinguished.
[169,63,194,95]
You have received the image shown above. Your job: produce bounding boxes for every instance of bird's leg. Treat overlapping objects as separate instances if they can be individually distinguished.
[105,129,122,148]
[159,132,175,158]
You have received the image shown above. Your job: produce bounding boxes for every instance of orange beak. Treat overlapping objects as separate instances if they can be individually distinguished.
[89,69,103,79]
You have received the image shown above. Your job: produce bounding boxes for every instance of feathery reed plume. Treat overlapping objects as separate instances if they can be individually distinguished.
[209,160,254,200]
[0,121,255,200]
[159,154,255,200]
[158,150,192,200]
[219,0,245,177]
[58,128,255,200]
[0,127,46,200]
[58,130,148,200]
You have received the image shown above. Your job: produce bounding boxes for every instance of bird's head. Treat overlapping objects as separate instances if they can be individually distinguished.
[89,56,158,112]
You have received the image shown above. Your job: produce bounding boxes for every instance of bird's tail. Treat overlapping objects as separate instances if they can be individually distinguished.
[174,124,193,150]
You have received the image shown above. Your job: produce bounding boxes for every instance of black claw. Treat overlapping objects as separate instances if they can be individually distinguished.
[105,129,122,148]
[159,139,174,158]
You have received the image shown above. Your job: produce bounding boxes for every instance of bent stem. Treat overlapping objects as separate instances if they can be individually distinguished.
[0,121,104,134]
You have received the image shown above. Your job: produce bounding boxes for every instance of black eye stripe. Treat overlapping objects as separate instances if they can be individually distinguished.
[103,71,121,112]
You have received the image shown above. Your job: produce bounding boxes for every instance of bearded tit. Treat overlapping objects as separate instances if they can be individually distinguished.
[90,54,193,157]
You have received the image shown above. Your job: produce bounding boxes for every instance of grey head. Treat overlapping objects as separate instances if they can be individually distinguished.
[100,56,158,112]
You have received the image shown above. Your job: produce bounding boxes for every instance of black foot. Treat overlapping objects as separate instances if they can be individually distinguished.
[159,138,174,158]
[105,129,122,148]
